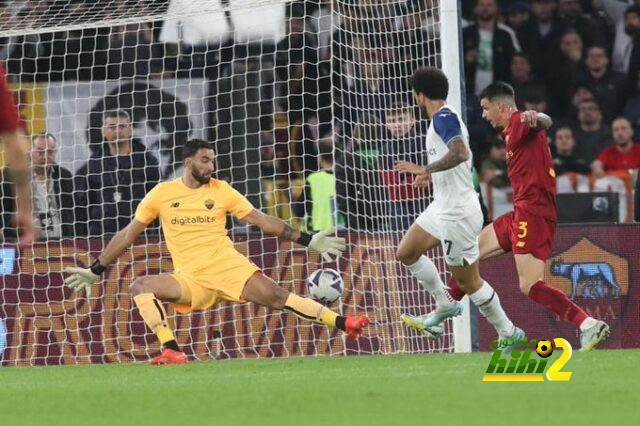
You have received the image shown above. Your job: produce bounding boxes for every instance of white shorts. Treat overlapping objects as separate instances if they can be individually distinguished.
[415,204,483,266]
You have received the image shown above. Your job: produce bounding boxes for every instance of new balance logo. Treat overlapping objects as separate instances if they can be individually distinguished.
[170,202,180,208]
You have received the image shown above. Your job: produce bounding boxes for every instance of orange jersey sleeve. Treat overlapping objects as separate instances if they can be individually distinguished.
[220,180,254,219]
[134,183,163,224]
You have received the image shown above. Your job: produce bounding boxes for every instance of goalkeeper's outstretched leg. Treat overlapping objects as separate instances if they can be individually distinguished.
[241,272,369,339]
[129,272,369,365]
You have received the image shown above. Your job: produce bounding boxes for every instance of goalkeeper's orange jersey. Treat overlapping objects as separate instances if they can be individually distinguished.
[134,178,255,274]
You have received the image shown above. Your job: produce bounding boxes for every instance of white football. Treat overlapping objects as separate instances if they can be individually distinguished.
[307,268,344,305]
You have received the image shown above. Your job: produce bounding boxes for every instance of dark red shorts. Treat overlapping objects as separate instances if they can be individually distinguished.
[492,209,556,261]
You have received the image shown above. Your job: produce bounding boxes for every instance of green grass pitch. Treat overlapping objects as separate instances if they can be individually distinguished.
[1,349,637,426]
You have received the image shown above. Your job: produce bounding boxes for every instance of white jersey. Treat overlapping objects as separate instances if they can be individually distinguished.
[425,105,480,220]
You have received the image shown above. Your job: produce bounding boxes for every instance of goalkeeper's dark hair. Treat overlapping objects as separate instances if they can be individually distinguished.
[183,139,214,160]
[479,82,515,103]
[410,67,449,101]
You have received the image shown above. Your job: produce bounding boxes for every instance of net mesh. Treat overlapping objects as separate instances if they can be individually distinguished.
[0,0,455,366]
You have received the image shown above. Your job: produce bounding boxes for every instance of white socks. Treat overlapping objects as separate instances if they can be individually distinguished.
[406,256,454,309]
[469,281,515,337]
[579,317,598,331]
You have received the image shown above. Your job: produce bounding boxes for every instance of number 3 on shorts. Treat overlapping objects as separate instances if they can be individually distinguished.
[517,221,528,239]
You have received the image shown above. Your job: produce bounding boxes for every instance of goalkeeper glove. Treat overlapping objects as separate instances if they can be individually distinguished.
[64,259,105,297]
[305,229,346,262]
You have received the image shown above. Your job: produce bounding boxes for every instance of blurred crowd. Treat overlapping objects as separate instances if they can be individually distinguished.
[463,0,640,191]
[0,0,638,241]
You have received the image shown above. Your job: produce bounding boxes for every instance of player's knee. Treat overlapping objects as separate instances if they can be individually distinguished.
[130,277,152,296]
[455,276,478,293]
[395,245,418,265]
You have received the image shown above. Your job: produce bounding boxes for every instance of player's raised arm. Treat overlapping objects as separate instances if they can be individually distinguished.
[241,209,346,262]
[520,110,553,130]
[64,219,148,297]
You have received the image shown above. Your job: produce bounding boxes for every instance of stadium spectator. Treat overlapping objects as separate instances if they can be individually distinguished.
[556,0,606,48]
[507,52,551,113]
[463,0,521,95]
[517,0,564,90]
[29,133,83,239]
[598,1,640,74]
[395,0,439,73]
[504,1,530,31]
[335,113,387,231]
[275,11,329,173]
[306,0,335,66]
[343,25,395,132]
[275,11,319,120]
[591,117,640,177]
[83,110,160,235]
[523,92,550,115]
[577,45,627,122]
[551,125,590,175]
[259,131,279,179]
[107,23,153,79]
[301,141,343,231]
[480,136,510,188]
[0,3,43,83]
[554,28,586,114]
[1,132,82,240]
[622,6,640,92]
[574,99,611,163]
[465,92,493,164]
[45,0,109,81]
[623,70,640,136]
[562,83,596,126]
[378,103,428,231]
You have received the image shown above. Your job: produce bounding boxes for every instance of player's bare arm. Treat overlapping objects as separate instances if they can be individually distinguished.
[520,110,552,130]
[423,138,469,174]
[242,209,346,261]
[96,219,149,266]
[395,139,468,178]
[242,209,303,242]
[63,219,148,296]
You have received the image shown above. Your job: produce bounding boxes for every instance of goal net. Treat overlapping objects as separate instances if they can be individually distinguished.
[0,0,463,366]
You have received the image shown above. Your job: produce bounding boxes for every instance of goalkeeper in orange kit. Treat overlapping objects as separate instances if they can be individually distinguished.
[64,139,369,365]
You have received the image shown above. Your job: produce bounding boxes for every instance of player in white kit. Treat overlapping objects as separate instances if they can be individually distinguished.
[394,67,522,346]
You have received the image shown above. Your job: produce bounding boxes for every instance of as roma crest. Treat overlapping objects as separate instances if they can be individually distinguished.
[204,199,215,210]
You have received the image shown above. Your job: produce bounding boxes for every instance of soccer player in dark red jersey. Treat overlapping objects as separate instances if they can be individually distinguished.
[470,82,608,351]
[0,63,37,244]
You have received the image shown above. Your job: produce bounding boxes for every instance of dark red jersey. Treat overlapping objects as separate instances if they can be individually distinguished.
[501,111,557,221]
[0,64,20,133]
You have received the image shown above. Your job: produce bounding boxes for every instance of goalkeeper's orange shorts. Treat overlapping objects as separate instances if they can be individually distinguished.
[170,251,260,314]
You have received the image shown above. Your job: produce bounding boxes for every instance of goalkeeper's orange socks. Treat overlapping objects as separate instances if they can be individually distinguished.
[284,293,347,331]
[133,293,180,352]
